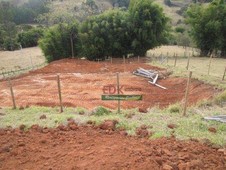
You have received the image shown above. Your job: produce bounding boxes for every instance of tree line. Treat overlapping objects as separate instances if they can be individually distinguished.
[39,0,169,62]
[0,0,48,50]
[1,0,226,59]
[186,0,226,57]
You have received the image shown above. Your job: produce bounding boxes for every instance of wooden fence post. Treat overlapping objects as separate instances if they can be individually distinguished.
[138,56,140,63]
[30,56,34,70]
[174,54,177,67]
[208,55,213,75]
[57,75,63,113]
[183,71,192,116]
[186,53,190,70]
[166,52,169,64]
[123,56,125,64]
[7,78,16,109]
[117,73,120,113]
[222,67,226,81]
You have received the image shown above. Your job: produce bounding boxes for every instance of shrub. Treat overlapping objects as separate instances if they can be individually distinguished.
[175,27,185,33]
[91,106,111,116]
[18,27,44,48]
[3,37,20,51]
[39,22,80,62]
[167,103,181,113]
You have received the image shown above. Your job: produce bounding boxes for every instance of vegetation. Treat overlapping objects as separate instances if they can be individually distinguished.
[0,0,49,50]
[110,0,130,8]
[186,0,226,57]
[77,0,169,60]
[80,9,131,60]
[18,27,44,48]
[128,0,169,56]
[38,0,170,61]
[1,106,226,146]
[39,22,80,62]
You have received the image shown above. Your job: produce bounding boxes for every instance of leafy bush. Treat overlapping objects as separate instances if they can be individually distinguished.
[175,27,185,33]
[91,106,111,116]
[80,0,169,60]
[80,9,131,60]
[214,90,226,105]
[3,37,20,51]
[18,27,44,48]
[39,22,80,62]
[186,0,226,57]
[167,103,181,113]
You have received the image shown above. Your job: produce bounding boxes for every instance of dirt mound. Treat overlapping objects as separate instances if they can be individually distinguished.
[0,58,219,110]
[0,126,225,170]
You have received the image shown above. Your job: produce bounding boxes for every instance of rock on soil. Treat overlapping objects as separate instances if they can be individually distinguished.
[39,114,47,119]
[208,127,217,133]
[135,125,151,138]
[167,124,178,129]
[0,126,225,170]
[99,120,118,131]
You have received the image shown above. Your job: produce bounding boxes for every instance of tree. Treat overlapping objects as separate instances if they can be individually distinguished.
[186,0,226,57]
[39,22,80,62]
[80,0,169,60]
[80,9,131,60]
[18,27,44,48]
[128,0,169,56]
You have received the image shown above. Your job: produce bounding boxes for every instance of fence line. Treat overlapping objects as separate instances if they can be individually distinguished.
[147,51,226,82]
[1,54,222,112]
[0,62,47,79]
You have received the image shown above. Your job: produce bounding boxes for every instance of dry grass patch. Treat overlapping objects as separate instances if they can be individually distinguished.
[0,47,45,72]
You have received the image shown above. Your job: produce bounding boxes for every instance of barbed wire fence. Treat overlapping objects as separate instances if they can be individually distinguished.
[1,51,225,117]
[2,57,194,116]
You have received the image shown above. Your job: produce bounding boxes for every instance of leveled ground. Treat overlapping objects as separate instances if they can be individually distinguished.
[0,58,219,110]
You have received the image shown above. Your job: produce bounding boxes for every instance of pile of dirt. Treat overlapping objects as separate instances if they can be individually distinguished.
[0,58,219,110]
[0,125,225,170]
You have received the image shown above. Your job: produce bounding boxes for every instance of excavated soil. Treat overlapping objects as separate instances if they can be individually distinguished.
[0,58,219,110]
[0,126,225,170]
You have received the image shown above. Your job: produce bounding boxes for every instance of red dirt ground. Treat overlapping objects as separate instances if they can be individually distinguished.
[0,125,225,170]
[0,58,219,110]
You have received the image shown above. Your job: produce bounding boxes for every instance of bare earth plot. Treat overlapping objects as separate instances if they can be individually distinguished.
[0,58,219,110]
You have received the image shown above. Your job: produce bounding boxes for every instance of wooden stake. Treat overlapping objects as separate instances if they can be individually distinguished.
[166,52,169,64]
[174,54,177,67]
[222,67,226,81]
[183,71,192,116]
[30,56,34,70]
[208,55,213,75]
[8,78,16,109]
[70,35,74,59]
[186,53,190,70]
[117,73,120,113]
[123,56,125,64]
[138,56,140,63]
[111,57,113,64]
[57,75,63,113]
